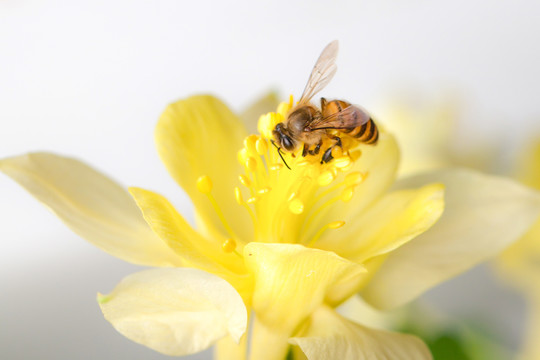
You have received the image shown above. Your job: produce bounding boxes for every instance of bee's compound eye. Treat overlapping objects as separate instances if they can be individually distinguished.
[281,135,294,151]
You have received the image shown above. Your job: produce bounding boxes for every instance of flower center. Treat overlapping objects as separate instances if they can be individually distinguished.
[197,99,369,253]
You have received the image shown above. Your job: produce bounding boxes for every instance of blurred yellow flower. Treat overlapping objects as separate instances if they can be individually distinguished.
[2,95,540,359]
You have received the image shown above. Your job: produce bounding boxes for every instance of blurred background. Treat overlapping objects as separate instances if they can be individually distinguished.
[1,0,539,358]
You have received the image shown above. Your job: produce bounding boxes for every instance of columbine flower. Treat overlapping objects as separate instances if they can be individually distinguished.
[2,95,540,360]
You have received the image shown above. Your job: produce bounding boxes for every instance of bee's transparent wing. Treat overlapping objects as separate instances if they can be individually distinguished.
[308,105,370,130]
[298,40,339,104]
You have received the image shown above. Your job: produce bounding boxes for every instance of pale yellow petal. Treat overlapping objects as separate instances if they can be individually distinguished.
[244,243,366,334]
[362,168,540,310]
[239,91,280,134]
[515,137,540,190]
[155,95,250,241]
[319,183,444,264]
[336,131,400,220]
[0,152,181,267]
[129,187,247,280]
[496,216,540,289]
[98,268,247,356]
[290,305,432,360]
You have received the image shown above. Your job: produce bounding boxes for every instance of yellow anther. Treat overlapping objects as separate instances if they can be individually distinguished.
[222,238,237,253]
[255,138,268,155]
[196,175,213,194]
[237,148,248,164]
[349,150,362,161]
[247,196,258,204]
[331,146,343,158]
[277,102,291,117]
[270,163,284,171]
[289,198,304,214]
[340,163,353,172]
[341,186,354,202]
[244,134,259,155]
[306,220,346,246]
[245,157,258,172]
[317,170,335,186]
[239,174,251,187]
[345,172,362,185]
[289,94,294,107]
[258,187,272,195]
[234,187,243,205]
[296,160,310,167]
[333,156,351,169]
[328,220,346,229]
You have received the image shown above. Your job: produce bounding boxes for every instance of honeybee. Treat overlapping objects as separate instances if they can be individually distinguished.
[272,40,379,168]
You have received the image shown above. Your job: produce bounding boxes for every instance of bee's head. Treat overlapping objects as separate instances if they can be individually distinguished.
[272,122,296,151]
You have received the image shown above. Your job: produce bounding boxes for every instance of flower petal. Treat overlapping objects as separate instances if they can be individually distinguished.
[338,131,401,219]
[290,306,431,360]
[98,268,247,356]
[0,152,181,267]
[244,243,366,334]
[319,183,444,264]
[362,168,540,310]
[129,187,250,294]
[155,95,250,240]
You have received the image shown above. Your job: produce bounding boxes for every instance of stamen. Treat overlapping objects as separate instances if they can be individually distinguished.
[331,146,343,158]
[196,175,238,241]
[257,187,272,195]
[196,175,213,194]
[270,163,284,171]
[247,196,259,204]
[234,186,257,228]
[333,156,351,169]
[238,148,248,165]
[245,157,258,172]
[340,186,354,202]
[239,174,251,187]
[317,170,335,186]
[244,135,259,155]
[306,221,346,246]
[289,198,304,214]
[222,238,237,253]
[255,138,268,155]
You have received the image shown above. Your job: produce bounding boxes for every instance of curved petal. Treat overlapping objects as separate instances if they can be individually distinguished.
[495,216,540,289]
[129,187,251,297]
[290,306,431,360]
[362,168,540,310]
[244,243,366,334]
[155,95,250,241]
[338,131,401,220]
[319,183,444,263]
[0,152,181,267]
[97,268,247,356]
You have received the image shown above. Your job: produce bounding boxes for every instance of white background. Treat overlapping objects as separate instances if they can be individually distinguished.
[1,0,539,358]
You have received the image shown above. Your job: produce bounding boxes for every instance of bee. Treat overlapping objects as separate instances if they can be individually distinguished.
[272,40,379,168]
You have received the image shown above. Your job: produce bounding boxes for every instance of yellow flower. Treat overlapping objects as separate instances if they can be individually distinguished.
[2,95,540,360]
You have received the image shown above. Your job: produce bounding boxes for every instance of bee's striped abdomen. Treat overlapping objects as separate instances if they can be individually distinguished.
[345,118,378,144]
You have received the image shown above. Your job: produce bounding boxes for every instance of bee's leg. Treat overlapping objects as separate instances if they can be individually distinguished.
[302,143,309,157]
[308,140,322,155]
[321,136,343,163]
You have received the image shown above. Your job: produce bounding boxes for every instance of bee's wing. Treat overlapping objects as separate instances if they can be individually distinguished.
[298,40,339,104]
[308,105,370,130]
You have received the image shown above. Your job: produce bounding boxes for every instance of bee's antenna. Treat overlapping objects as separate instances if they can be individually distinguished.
[271,140,291,170]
